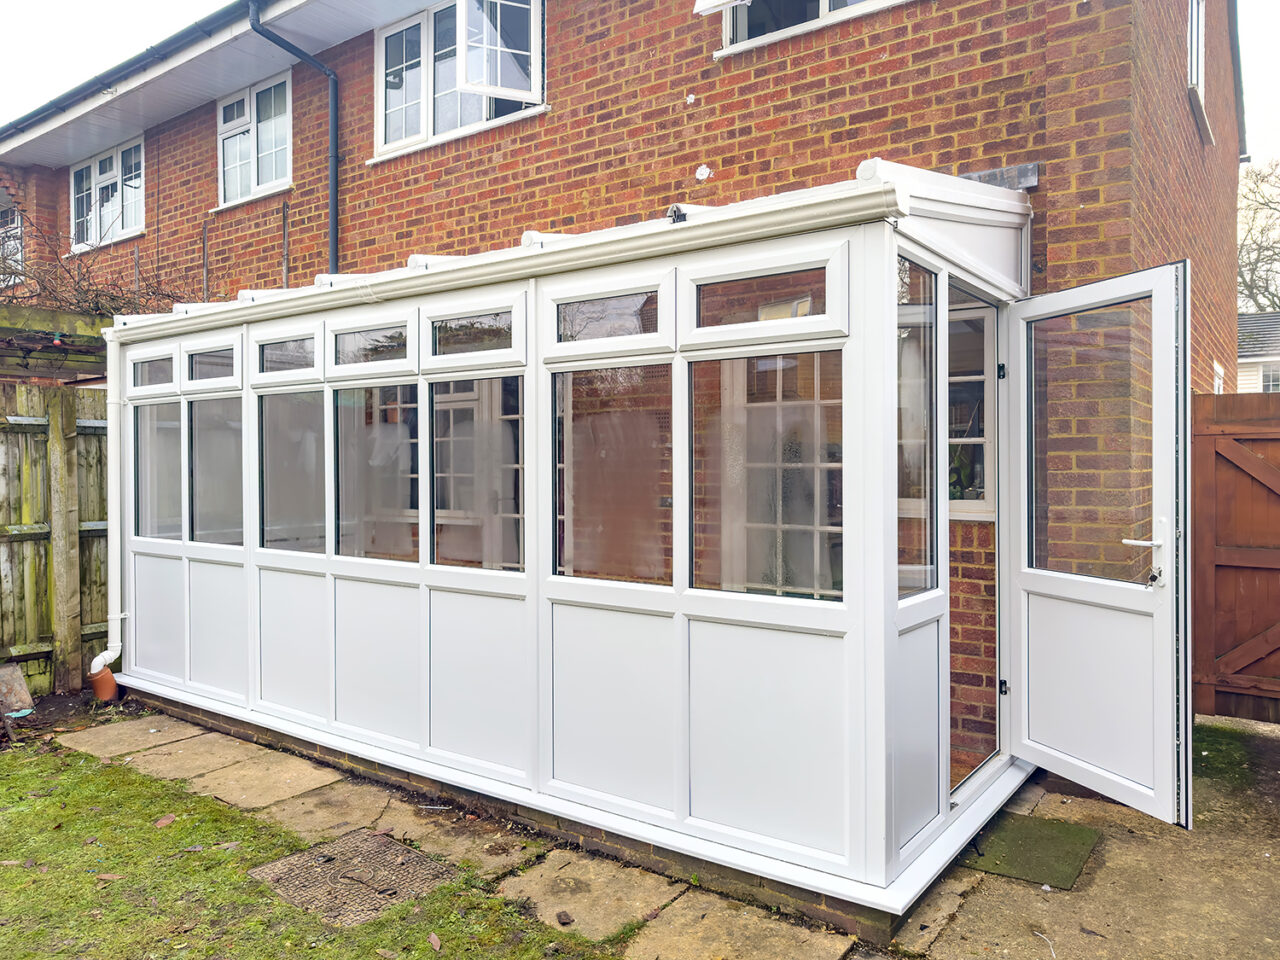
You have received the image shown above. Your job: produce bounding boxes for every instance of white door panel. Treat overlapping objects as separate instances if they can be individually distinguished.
[1006,263,1190,826]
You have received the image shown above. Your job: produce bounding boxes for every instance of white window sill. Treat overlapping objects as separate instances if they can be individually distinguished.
[949,506,995,523]
[67,227,145,257]
[712,0,911,60]
[367,103,550,167]
[210,181,294,215]
[1188,85,1215,146]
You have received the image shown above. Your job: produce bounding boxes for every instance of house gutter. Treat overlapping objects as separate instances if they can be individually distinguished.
[1228,0,1249,163]
[248,1,339,274]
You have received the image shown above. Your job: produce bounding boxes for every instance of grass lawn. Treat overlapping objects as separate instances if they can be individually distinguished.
[0,739,619,960]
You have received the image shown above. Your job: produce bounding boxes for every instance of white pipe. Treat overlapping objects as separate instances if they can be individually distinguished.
[91,331,123,677]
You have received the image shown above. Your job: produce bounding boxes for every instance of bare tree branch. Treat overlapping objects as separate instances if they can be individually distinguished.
[1240,160,1280,314]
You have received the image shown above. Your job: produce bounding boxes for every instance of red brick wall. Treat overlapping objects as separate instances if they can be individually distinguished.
[949,518,998,787]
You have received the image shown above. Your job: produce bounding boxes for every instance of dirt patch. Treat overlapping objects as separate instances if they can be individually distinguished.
[5,690,152,743]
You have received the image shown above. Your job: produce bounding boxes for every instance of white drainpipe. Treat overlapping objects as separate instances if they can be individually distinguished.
[89,331,123,691]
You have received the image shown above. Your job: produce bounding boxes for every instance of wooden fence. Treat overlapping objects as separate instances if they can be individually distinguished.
[1193,393,1280,722]
[0,381,107,695]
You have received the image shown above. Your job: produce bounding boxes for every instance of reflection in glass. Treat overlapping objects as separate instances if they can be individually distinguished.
[1030,299,1154,583]
[135,403,181,539]
[557,293,658,342]
[898,258,936,598]
[554,364,672,583]
[189,348,234,380]
[692,351,842,600]
[335,326,408,365]
[336,384,418,561]
[261,392,324,552]
[190,397,243,545]
[133,357,173,387]
[433,312,513,354]
[697,268,826,327]
[260,337,314,373]
[432,376,523,570]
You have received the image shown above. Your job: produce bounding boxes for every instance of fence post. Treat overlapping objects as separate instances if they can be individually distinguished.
[47,387,82,692]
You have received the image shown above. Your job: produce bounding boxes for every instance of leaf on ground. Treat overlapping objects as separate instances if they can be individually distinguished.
[183,845,203,853]
[96,873,124,881]
[211,841,240,850]
[375,950,398,959]
[428,932,441,952]
[84,836,98,845]
[644,908,660,921]
[154,814,176,828]
[51,822,62,830]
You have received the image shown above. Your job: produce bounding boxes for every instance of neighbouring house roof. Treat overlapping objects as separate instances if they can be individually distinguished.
[0,0,1251,168]
[1238,312,1280,359]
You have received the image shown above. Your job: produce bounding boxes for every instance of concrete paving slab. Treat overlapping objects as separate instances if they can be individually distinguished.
[257,780,395,842]
[1003,781,1046,816]
[625,889,853,960]
[186,750,343,809]
[892,867,983,955]
[499,848,685,941]
[58,716,205,758]
[127,732,265,780]
[373,796,540,877]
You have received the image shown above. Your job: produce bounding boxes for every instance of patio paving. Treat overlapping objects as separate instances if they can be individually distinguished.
[57,715,205,757]
[186,749,343,808]
[127,731,265,779]
[372,795,540,877]
[256,779,395,843]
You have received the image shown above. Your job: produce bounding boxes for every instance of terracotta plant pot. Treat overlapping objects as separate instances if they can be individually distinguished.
[88,667,118,702]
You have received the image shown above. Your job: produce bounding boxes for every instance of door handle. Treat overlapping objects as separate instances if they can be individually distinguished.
[1121,539,1162,549]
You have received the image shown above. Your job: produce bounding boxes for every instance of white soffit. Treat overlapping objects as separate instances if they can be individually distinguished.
[0,0,426,168]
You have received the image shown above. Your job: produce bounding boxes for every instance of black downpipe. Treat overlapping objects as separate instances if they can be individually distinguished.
[248,1,339,275]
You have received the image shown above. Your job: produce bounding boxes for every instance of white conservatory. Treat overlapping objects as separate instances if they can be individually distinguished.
[103,159,1192,916]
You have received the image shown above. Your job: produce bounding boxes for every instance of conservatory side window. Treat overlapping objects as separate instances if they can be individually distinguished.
[898,258,938,598]
[261,391,325,553]
[135,403,182,539]
[190,397,244,545]
[335,384,419,562]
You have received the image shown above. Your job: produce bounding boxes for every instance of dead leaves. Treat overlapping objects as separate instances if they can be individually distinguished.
[428,932,441,952]
[153,814,176,828]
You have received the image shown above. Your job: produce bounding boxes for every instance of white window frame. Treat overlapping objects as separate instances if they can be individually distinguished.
[1262,362,1280,394]
[216,71,293,210]
[324,306,421,381]
[676,232,850,351]
[1187,0,1213,144]
[372,2,545,160]
[947,304,996,521]
[539,261,677,363]
[1213,360,1225,395]
[0,203,21,286]
[712,0,912,60]
[420,282,529,374]
[125,341,180,400]
[68,137,145,252]
[180,330,244,394]
[249,316,324,388]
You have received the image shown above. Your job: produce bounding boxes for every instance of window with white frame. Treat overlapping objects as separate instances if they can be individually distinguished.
[697,0,890,47]
[1213,360,1225,395]
[1187,0,1212,142]
[218,73,291,206]
[1263,363,1280,394]
[376,1,544,154]
[0,204,21,282]
[947,284,996,518]
[69,139,144,248]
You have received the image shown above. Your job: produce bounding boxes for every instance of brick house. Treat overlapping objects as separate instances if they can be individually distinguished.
[0,0,1246,940]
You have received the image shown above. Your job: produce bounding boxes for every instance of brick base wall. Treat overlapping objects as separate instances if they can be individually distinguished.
[949,518,998,789]
[128,689,900,944]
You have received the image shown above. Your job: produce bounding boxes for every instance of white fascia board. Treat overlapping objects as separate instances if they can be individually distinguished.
[857,157,1032,218]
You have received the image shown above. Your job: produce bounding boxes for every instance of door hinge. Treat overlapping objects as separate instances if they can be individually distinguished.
[999,679,1009,695]
[997,363,1007,380]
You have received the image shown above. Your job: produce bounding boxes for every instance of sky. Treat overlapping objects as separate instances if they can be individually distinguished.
[1,0,1278,165]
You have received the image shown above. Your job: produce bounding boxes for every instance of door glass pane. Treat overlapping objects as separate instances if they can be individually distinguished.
[697,268,826,327]
[190,397,243,545]
[432,376,523,570]
[554,364,672,583]
[1029,298,1154,583]
[557,292,658,342]
[433,312,513,354]
[692,351,842,600]
[261,392,324,552]
[898,258,937,598]
[336,384,418,561]
[135,403,181,539]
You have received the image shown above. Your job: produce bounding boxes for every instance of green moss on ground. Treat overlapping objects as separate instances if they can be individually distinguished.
[1193,723,1255,791]
[0,744,617,960]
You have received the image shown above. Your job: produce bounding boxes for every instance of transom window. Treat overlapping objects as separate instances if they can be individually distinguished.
[375,1,544,154]
[69,139,144,249]
[218,73,292,206]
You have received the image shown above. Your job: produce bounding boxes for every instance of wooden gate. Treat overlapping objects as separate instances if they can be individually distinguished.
[1194,393,1280,722]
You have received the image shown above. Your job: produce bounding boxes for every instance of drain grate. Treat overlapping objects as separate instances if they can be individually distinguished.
[249,829,455,925]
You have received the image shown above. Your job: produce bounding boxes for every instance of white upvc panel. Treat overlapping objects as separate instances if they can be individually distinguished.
[189,560,248,700]
[258,568,329,721]
[132,553,185,681]
[891,620,942,851]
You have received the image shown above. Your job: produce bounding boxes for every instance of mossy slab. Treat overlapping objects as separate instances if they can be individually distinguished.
[958,811,1100,889]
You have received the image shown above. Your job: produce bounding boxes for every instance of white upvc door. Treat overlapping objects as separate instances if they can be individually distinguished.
[1004,263,1191,825]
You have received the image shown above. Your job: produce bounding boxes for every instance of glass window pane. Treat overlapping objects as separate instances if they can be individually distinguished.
[222,99,246,126]
[948,381,984,439]
[432,312,513,354]
[336,385,418,561]
[190,397,243,545]
[554,364,672,583]
[261,392,324,552]
[260,337,314,372]
[189,348,234,380]
[73,166,93,245]
[949,443,985,503]
[1030,298,1154,583]
[692,351,842,600]
[432,376,523,570]
[898,259,937,598]
[334,326,408,364]
[697,268,826,327]
[557,292,658,342]
[950,315,986,377]
[97,181,120,243]
[135,402,181,539]
[133,357,173,387]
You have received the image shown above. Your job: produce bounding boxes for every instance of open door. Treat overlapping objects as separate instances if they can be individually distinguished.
[1005,263,1190,825]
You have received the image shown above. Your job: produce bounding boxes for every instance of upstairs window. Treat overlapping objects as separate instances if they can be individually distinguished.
[0,204,21,284]
[375,1,544,155]
[218,73,292,206]
[69,138,144,249]
[1187,0,1213,143]
[697,0,905,53]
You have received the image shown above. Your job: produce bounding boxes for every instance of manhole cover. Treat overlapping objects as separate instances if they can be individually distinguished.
[249,829,455,925]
